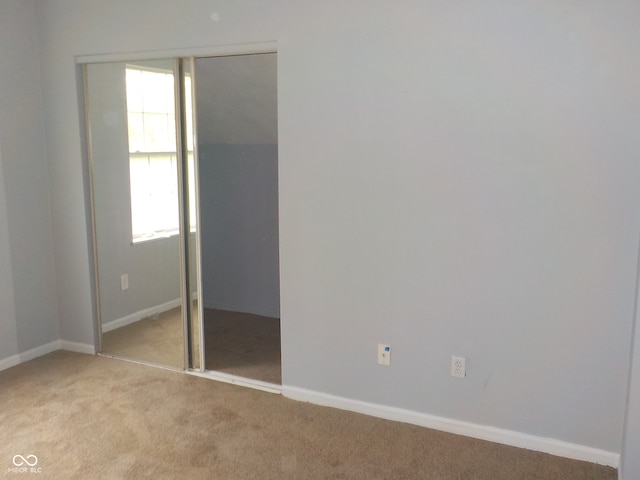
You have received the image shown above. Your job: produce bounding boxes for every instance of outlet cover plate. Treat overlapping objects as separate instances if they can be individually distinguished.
[451,355,466,378]
[378,344,391,366]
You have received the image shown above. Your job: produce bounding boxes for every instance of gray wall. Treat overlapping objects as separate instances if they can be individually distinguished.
[86,60,182,324]
[199,143,279,318]
[196,53,277,145]
[0,0,58,360]
[19,0,640,471]
[0,146,18,360]
[196,54,279,318]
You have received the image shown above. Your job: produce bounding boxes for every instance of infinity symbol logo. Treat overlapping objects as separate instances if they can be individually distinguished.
[12,455,38,467]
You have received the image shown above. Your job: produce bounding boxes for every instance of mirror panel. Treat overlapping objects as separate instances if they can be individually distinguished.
[196,53,280,383]
[86,59,187,369]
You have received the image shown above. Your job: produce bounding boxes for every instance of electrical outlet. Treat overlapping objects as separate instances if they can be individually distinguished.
[120,273,129,291]
[378,344,391,366]
[451,355,466,378]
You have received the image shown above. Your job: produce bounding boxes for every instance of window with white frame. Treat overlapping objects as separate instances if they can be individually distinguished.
[125,66,195,243]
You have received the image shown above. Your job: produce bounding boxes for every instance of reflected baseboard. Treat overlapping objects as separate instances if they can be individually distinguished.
[102,298,181,332]
[102,292,200,333]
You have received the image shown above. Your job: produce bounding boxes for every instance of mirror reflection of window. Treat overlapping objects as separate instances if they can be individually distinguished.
[125,67,195,243]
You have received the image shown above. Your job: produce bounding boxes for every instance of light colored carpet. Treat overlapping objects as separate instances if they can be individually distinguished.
[204,308,281,384]
[101,307,186,369]
[0,351,616,480]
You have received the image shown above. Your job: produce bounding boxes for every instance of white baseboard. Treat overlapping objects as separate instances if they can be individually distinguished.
[102,298,181,332]
[1,341,60,372]
[0,340,96,373]
[19,341,60,364]
[282,386,620,468]
[0,352,21,372]
[58,340,97,355]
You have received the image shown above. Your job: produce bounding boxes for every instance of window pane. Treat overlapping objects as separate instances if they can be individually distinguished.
[127,112,144,152]
[130,156,152,238]
[142,70,174,114]
[149,154,179,232]
[143,113,176,152]
[125,69,143,111]
[130,154,179,240]
[126,66,179,242]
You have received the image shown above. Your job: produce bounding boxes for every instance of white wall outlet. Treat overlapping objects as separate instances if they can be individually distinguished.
[120,273,129,291]
[451,355,466,378]
[378,344,391,366]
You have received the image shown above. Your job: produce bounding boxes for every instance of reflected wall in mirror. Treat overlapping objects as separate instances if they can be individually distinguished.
[196,53,281,384]
[86,58,195,369]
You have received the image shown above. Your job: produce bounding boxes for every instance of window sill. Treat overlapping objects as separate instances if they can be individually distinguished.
[131,228,197,245]
[132,230,179,245]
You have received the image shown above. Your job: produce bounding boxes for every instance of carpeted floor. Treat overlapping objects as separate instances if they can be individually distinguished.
[204,309,281,384]
[0,351,616,480]
[101,307,186,369]
[101,307,281,384]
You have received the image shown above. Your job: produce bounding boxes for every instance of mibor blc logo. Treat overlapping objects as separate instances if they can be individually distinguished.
[8,455,41,474]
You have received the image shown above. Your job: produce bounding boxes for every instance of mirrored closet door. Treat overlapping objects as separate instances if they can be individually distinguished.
[85,58,200,370]
[84,50,279,386]
[195,53,280,385]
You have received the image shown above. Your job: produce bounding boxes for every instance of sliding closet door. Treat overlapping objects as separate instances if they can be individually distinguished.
[195,53,280,384]
[85,58,200,370]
